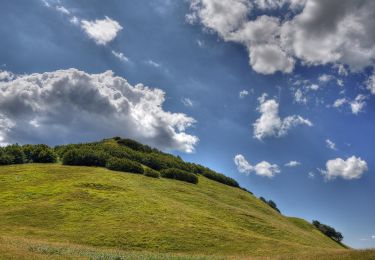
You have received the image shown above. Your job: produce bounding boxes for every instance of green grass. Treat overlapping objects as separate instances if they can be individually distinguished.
[0,164,373,259]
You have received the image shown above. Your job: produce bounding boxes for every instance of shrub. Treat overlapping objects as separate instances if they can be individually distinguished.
[4,145,25,164]
[144,168,160,178]
[62,148,108,167]
[22,144,57,163]
[160,168,198,184]
[105,157,144,174]
[259,197,281,213]
[312,220,343,242]
[0,149,13,165]
[191,164,239,187]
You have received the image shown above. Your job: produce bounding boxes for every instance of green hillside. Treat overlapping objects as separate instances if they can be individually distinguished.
[0,138,374,259]
[0,163,353,258]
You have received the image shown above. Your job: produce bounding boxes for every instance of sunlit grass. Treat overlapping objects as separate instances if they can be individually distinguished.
[0,164,366,259]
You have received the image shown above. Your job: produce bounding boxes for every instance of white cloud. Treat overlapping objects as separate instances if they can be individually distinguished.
[307,84,319,91]
[326,139,337,151]
[253,93,312,140]
[308,172,315,179]
[350,94,367,115]
[234,154,280,178]
[322,156,368,180]
[337,79,344,87]
[70,16,80,25]
[337,64,348,76]
[372,235,375,239]
[188,0,375,74]
[318,74,334,83]
[333,95,367,115]
[0,69,198,153]
[146,60,161,68]
[196,39,205,47]
[81,16,123,45]
[56,5,70,15]
[367,74,375,95]
[111,50,129,63]
[0,71,14,81]
[294,89,307,104]
[239,89,249,98]
[333,97,347,107]
[181,98,194,107]
[285,160,301,167]
[248,44,295,74]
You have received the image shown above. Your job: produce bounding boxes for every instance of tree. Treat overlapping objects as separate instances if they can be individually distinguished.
[312,220,343,242]
[4,145,25,164]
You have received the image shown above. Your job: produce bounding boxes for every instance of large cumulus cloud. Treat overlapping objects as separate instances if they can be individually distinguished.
[188,0,375,74]
[0,69,198,152]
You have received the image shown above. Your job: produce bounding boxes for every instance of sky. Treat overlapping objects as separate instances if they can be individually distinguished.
[0,0,375,249]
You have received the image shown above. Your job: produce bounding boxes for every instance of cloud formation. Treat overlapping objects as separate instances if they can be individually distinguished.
[333,95,367,115]
[285,160,301,167]
[321,156,368,180]
[81,16,123,45]
[239,89,249,98]
[188,0,375,75]
[253,94,312,140]
[326,139,337,151]
[0,69,198,152]
[234,154,280,177]
[111,51,129,63]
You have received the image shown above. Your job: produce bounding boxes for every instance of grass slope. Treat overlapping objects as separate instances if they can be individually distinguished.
[0,164,369,259]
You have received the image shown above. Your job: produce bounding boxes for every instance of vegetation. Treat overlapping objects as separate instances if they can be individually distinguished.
[312,220,343,243]
[22,144,57,163]
[160,168,198,184]
[62,148,108,167]
[0,164,346,258]
[105,157,144,174]
[144,167,160,178]
[260,197,281,213]
[189,164,239,188]
[0,144,57,165]
[54,137,244,188]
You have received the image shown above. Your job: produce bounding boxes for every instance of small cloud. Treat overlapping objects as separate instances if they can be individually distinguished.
[350,94,367,115]
[234,154,280,178]
[181,98,194,107]
[239,90,249,98]
[326,139,337,151]
[70,16,80,25]
[253,93,312,140]
[337,64,349,76]
[111,50,129,63]
[318,74,334,83]
[285,161,301,167]
[321,156,368,180]
[81,16,123,45]
[307,84,320,91]
[41,0,50,7]
[367,74,375,95]
[146,60,161,68]
[308,172,315,179]
[337,79,344,87]
[333,98,347,108]
[56,5,70,15]
[294,89,307,104]
[196,39,205,48]
[372,235,375,239]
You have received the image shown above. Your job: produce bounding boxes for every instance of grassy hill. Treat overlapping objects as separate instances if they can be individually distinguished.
[1,163,369,259]
[0,138,374,259]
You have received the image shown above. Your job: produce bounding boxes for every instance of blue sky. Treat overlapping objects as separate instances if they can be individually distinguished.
[0,0,375,248]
